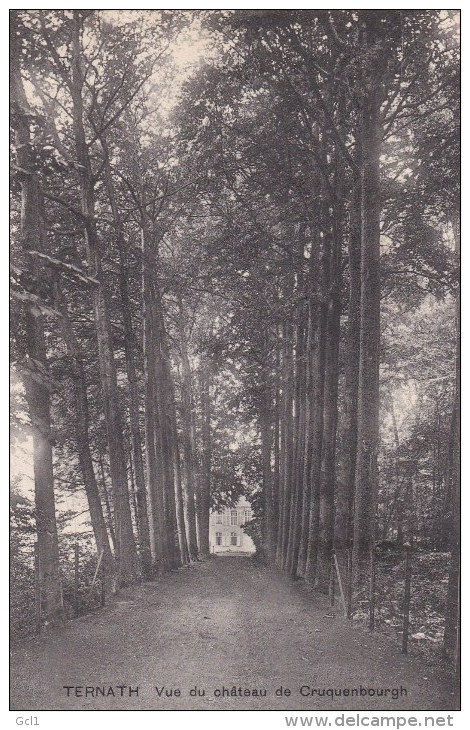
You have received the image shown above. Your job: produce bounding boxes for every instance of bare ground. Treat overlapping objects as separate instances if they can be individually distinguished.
[10,556,459,711]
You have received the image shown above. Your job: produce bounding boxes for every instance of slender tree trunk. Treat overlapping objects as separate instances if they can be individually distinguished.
[10,53,64,623]
[443,395,460,664]
[334,168,361,551]
[71,13,139,586]
[352,80,382,584]
[443,217,460,665]
[141,220,165,570]
[279,321,294,570]
[317,199,342,591]
[285,320,301,573]
[296,297,315,578]
[128,452,139,527]
[304,231,329,586]
[275,326,286,568]
[273,325,283,565]
[287,309,307,575]
[389,394,404,545]
[197,359,212,558]
[260,340,274,561]
[167,380,190,566]
[261,401,274,561]
[177,298,200,561]
[98,453,116,552]
[272,328,281,551]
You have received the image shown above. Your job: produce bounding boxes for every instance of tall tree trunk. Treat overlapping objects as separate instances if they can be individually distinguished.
[275,325,286,568]
[155,302,183,569]
[304,233,329,586]
[101,139,152,577]
[272,328,281,553]
[149,287,177,570]
[141,218,165,570]
[141,224,182,571]
[24,318,65,623]
[98,453,117,552]
[296,297,315,578]
[317,198,342,591]
[352,80,382,584]
[443,217,460,666]
[389,393,404,545]
[260,340,275,562]
[128,452,139,530]
[286,309,307,575]
[10,52,64,623]
[56,292,114,574]
[167,378,191,566]
[197,358,212,558]
[334,169,361,551]
[279,321,295,570]
[177,298,200,561]
[70,12,139,586]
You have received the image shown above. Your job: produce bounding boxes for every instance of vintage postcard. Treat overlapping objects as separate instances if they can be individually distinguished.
[9,5,460,717]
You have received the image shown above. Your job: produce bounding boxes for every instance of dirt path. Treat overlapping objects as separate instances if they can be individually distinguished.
[10,556,458,711]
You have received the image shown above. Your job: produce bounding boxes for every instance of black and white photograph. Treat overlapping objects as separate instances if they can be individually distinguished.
[9,5,461,715]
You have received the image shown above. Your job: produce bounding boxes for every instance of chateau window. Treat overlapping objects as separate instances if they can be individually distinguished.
[244,509,252,522]
[230,509,238,526]
[215,513,222,524]
[230,532,237,546]
[216,532,222,546]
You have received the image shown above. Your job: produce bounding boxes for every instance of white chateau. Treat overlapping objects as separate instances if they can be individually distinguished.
[209,496,256,554]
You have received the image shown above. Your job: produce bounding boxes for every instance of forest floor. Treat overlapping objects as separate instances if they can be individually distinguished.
[10,556,459,711]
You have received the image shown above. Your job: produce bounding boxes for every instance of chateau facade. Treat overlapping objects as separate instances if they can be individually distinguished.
[209,496,256,554]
